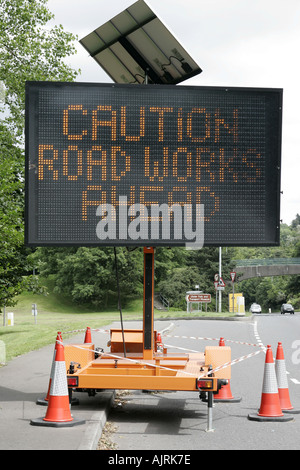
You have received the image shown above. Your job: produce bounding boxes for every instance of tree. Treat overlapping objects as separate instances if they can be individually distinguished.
[0,0,79,313]
[158,246,235,310]
[159,266,204,310]
[30,247,144,308]
[0,0,79,135]
[230,217,300,310]
[285,234,300,308]
[0,123,34,320]
[154,247,188,285]
[291,214,300,229]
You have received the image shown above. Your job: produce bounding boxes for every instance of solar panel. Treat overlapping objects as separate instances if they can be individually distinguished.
[79,0,202,85]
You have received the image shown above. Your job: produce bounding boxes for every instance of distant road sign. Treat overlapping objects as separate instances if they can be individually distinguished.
[230,272,236,282]
[214,282,223,290]
[214,277,225,290]
[188,293,211,303]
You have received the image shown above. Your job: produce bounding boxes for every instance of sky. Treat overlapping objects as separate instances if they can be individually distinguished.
[47,0,300,226]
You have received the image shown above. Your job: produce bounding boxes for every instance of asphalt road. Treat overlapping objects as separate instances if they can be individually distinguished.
[102,314,300,451]
[0,328,114,450]
[1,314,299,452]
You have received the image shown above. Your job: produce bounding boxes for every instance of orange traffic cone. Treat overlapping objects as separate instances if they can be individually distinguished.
[156,332,163,352]
[36,332,62,406]
[213,337,242,403]
[84,327,92,343]
[275,342,300,414]
[31,338,85,427]
[248,345,293,422]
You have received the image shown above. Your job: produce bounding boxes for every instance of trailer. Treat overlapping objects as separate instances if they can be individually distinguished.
[64,248,231,430]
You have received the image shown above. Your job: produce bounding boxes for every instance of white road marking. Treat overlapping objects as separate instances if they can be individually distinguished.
[290,378,300,385]
[253,320,300,386]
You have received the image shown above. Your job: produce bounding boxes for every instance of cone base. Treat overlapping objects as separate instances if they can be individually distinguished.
[282,408,300,414]
[212,382,242,402]
[36,398,49,406]
[202,383,242,403]
[36,396,80,406]
[248,413,293,422]
[30,416,85,427]
[201,394,242,403]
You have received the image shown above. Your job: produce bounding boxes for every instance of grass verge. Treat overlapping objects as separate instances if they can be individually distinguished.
[0,290,248,363]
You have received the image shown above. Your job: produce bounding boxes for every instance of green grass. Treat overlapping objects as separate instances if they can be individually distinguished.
[0,290,246,363]
[0,291,142,362]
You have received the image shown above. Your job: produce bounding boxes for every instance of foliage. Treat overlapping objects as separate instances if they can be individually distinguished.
[158,246,235,310]
[30,247,144,308]
[158,218,300,311]
[0,0,79,311]
[31,218,300,312]
[0,123,29,308]
[158,266,203,310]
[233,216,300,310]
[0,0,79,135]
[154,247,188,284]
[285,232,300,308]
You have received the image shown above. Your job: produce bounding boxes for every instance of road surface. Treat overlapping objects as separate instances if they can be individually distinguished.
[101,314,300,451]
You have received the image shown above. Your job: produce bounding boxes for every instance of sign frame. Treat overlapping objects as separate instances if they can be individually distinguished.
[25,81,282,248]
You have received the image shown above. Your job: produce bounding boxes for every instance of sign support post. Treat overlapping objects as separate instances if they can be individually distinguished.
[230,272,236,313]
[219,247,222,313]
[143,246,155,360]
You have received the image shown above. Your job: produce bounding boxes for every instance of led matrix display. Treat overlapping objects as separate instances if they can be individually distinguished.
[25,82,282,247]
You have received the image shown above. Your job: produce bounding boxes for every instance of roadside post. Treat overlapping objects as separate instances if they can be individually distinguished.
[230,272,236,313]
[32,303,37,324]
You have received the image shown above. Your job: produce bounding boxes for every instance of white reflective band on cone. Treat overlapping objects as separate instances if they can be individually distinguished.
[276,360,289,389]
[50,361,69,397]
[262,362,278,394]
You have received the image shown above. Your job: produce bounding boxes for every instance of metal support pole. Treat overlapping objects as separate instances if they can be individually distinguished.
[206,391,214,432]
[144,68,149,85]
[143,247,154,360]
[218,247,222,313]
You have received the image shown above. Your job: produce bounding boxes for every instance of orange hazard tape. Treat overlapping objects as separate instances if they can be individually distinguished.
[58,325,266,379]
[58,341,197,377]
[162,334,263,349]
[62,327,110,335]
[199,349,264,379]
[62,328,262,350]
[59,340,264,380]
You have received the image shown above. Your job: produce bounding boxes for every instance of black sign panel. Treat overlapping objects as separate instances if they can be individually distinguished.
[25,82,282,247]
